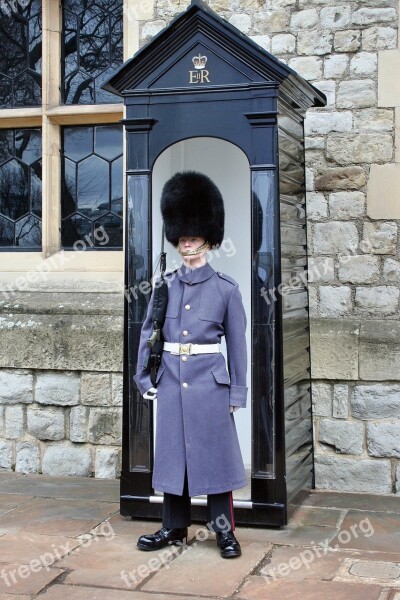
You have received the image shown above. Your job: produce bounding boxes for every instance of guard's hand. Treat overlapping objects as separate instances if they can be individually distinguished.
[143,387,157,400]
[230,406,240,413]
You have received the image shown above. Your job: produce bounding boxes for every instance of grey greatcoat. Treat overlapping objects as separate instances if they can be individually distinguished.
[133,261,248,497]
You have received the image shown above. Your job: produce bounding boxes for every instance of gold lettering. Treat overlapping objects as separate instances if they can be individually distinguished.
[188,70,211,84]
[189,71,198,84]
[200,70,210,83]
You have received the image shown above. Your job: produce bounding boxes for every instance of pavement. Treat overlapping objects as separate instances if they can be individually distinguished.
[0,472,400,600]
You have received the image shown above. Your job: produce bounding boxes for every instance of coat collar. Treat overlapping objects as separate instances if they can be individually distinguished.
[176,261,215,285]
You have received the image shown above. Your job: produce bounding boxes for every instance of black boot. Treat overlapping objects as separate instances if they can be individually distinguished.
[216,531,242,558]
[137,527,187,551]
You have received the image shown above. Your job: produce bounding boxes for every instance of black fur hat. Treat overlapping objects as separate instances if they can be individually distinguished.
[160,171,224,247]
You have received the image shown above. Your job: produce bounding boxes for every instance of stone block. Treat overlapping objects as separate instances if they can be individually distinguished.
[228,13,251,34]
[320,6,351,29]
[42,444,92,476]
[304,112,352,135]
[88,408,122,445]
[319,286,352,317]
[315,167,366,191]
[308,284,318,317]
[310,319,359,380]
[355,286,399,315]
[334,30,361,53]
[0,371,33,404]
[327,134,392,165]
[141,20,166,40]
[35,372,80,406]
[311,80,335,106]
[329,191,365,219]
[271,33,295,54]
[70,405,89,442]
[249,34,271,52]
[333,383,349,418]
[359,321,400,381]
[363,222,397,255]
[350,52,377,76]
[27,407,65,441]
[312,382,332,417]
[305,192,327,220]
[16,441,40,474]
[313,222,359,254]
[298,31,332,55]
[5,405,24,439]
[0,440,13,470]
[319,418,363,454]
[308,257,335,283]
[338,255,379,284]
[353,8,396,26]
[367,422,400,458]
[362,27,397,51]
[81,372,111,406]
[315,455,391,493]
[95,447,121,479]
[288,56,322,80]
[367,164,400,220]
[290,8,318,29]
[324,54,348,79]
[111,373,123,406]
[352,384,400,419]
[378,50,400,108]
[353,109,393,132]
[383,259,400,284]
[253,9,288,33]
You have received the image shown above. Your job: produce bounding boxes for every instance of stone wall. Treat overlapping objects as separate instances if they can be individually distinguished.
[139,0,400,493]
[0,292,123,478]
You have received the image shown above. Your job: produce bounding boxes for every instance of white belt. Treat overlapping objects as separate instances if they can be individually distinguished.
[164,342,221,355]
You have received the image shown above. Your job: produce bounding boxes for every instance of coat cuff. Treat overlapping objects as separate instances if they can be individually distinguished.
[229,385,248,408]
[133,370,153,396]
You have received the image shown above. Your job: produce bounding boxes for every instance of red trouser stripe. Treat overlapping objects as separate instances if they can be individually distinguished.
[229,491,235,530]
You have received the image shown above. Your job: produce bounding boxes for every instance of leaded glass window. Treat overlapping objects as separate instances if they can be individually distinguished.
[62,0,123,104]
[61,124,123,248]
[0,0,42,108]
[0,128,42,249]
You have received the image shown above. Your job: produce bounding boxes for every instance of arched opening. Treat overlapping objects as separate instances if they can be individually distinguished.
[152,137,252,496]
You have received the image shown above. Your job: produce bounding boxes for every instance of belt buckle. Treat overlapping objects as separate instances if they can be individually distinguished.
[179,343,192,355]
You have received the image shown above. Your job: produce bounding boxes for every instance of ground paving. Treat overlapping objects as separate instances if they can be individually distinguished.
[0,471,399,600]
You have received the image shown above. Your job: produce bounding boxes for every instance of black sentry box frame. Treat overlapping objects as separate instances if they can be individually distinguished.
[103,0,326,527]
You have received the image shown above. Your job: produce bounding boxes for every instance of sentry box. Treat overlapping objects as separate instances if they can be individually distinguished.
[103,0,326,527]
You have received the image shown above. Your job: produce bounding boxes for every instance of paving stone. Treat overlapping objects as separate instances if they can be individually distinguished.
[0,474,119,502]
[302,491,400,513]
[142,531,269,597]
[0,497,118,536]
[236,577,382,599]
[39,585,206,600]
[0,494,33,516]
[330,510,400,553]
[288,505,342,528]
[0,532,80,564]
[0,593,31,600]
[258,546,346,582]
[333,557,400,587]
[0,563,64,596]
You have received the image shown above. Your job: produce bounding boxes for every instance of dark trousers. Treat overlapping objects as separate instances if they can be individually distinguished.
[162,470,235,532]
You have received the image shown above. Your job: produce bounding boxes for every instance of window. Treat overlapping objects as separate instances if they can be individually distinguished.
[0,128,42,249]
[61,124,123,248]
[62,0,123,104]
[0,0,42,108]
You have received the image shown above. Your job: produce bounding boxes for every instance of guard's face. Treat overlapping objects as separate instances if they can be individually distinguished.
[178,236,206,252]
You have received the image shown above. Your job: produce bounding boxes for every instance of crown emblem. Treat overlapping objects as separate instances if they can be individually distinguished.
[192,53,207,69]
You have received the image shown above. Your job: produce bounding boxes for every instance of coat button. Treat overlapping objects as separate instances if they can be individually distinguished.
[182,330,188,336]
[181,356,187,362]
[182,382,188,388]
[185,304,191,310]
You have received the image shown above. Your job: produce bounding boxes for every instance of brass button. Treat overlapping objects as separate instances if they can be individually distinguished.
[185,304,191,310]
[182,356,187,362]
[182,382,188,388]
[182,330,188,336]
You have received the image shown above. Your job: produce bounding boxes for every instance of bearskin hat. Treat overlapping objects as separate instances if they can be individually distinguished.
[160,171,224,248]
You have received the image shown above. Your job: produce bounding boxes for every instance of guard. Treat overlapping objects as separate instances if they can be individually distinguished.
[133,171,248,558]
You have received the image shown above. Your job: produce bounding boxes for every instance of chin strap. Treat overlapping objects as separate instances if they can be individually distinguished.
[177,241,211,256]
